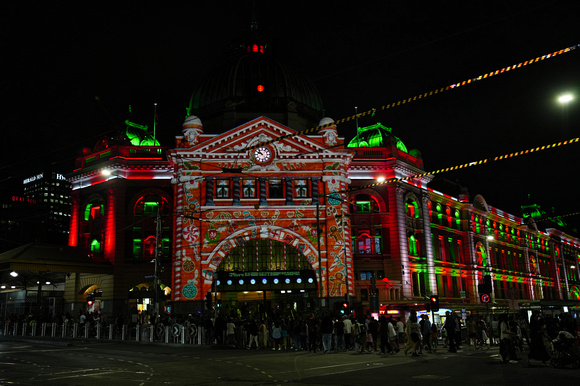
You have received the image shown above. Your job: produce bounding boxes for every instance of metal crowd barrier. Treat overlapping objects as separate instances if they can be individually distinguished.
[0,321,207,346]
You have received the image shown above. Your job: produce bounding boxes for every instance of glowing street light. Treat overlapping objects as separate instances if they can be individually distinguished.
[557,93,574,104]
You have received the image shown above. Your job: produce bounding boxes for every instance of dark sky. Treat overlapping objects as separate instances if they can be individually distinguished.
[2,1,580,230]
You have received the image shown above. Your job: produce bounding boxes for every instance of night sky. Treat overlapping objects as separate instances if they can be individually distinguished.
[2,1,580,230]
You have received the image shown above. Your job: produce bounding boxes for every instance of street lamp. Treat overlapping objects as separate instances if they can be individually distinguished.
[557,92,574,129]
[557,93,573,104]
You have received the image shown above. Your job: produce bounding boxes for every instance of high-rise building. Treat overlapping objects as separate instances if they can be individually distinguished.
[22,171,72,244]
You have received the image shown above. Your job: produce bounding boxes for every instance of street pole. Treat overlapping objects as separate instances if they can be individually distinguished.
[154,209,162,316]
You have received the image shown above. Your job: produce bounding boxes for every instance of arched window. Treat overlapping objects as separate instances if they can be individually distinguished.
[218,239,309,271]
[84,203,104,221]
[134,195,170,215]
[408,235,417,256]
[406,198,419,218]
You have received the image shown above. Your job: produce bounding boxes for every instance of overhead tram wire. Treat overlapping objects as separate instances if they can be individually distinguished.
[246,44,579,153]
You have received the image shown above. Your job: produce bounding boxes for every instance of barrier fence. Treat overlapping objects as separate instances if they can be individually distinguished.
[0,321,207,345]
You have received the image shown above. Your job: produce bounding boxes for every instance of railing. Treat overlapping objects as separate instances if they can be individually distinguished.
[0,321,207,345]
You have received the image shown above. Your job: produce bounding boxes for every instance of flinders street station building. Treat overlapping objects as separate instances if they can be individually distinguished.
[3,27,579,322]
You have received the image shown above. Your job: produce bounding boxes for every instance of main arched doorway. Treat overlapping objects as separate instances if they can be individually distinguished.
[214,238,318,317]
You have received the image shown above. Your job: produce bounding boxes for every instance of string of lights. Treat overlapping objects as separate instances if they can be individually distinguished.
[339,136,580,193]
[247,44,579,151]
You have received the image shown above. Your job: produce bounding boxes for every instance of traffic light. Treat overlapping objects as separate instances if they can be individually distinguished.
[478,275,492,303]
[429,295,439,312]
[87,294,94,306]
[341,301,349,315]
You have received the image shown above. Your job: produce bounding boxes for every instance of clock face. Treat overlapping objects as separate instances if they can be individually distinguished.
[254,146,272,163]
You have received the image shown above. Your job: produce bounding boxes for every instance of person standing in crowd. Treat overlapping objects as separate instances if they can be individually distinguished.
[527,312,550,364]
[443,311,457,353]
[334,317,345,352]
[320,311,333,353]
[271,320,282,350]
[388,317,400,353]
[307,314,319,353]
[421,314,432,353]
[499,313,519,363]
[404,310,421,357]
[246,319,259,349]
[343,316,353,350]
[379,316,391,354]
[368,317,379,352]
[396,317,405,344]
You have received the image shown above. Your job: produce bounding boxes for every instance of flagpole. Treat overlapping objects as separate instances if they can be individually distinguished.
[355,106,360,146]
[153,102,157,142]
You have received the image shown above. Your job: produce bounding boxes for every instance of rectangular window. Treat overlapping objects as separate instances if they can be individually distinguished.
[269,179,283,198]
[374,235,382,254]
[144,201,159,215]
[438,236,446,261]
[356,201,371,213]
[216,179,230,198]
[243,179,256,198]
[294,179,308,198]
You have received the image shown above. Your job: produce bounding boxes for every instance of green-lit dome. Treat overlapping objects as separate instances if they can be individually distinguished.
[347,122,408,152]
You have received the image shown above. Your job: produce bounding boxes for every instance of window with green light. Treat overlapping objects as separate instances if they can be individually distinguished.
[144,201,159,215]
[409,235,417,255]
[357,201,371,213]
[406,199,419,218]
[84,204,104,221]
[91,239,101,254]
[133,239,142,258]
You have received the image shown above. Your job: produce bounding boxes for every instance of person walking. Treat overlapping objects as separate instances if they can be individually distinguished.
[405,310,421,357]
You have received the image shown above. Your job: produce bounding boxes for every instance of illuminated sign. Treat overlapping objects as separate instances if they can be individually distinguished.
[23,173,43,184]
[11,196,37,204]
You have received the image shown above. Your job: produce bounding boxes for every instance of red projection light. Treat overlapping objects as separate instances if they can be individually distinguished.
[257,85,264,92]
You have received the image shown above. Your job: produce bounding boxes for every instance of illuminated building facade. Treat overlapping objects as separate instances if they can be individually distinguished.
[346,123,580,315]
[66,121,173,316]
[169,115,352,314]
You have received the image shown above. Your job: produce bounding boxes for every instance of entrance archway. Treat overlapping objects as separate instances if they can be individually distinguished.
[208,228,320,317]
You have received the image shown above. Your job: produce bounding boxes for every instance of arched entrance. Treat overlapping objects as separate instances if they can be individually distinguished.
[211,233,319,317]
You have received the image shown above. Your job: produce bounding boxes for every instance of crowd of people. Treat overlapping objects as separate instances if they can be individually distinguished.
[2,307,578,364]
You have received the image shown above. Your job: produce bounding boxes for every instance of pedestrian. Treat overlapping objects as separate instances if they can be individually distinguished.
[307,314,319,353]
[404,311,421,357]
[368,317,379,352]
[443,311,457,353]
[527,312,550,364]
[499,314,519,363]
[343,316,353,350]
[246,319,259,349]
[353,318,367,353]
[320,311,333,353]
[396,317,405,344]
[388,317,400,353]
[271,320,282,350]
[421,314,432,353]
[334,317,345,351]
[226,317,236,346]
[379,316,392,354]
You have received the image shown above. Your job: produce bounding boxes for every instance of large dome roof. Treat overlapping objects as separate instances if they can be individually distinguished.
[347,122,408,153]
[187,38,324,133]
